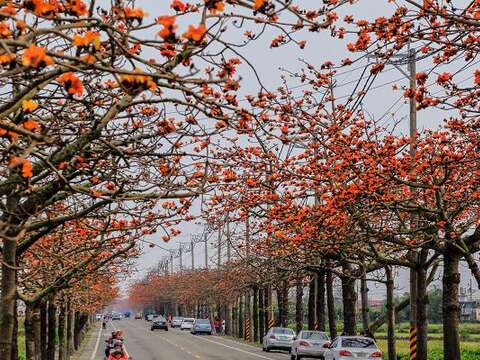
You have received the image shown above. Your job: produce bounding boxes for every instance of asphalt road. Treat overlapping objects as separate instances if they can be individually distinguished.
[95,319,293,360]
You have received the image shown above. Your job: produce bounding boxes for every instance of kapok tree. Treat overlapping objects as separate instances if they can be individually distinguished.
[0,1,348,357]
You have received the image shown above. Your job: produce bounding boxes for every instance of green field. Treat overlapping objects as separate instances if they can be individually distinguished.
[376,339,480,360]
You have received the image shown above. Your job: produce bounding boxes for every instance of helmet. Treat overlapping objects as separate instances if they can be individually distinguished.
[111,349,124,357]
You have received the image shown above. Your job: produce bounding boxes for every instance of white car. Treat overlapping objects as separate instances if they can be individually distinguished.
[180,318,195,330]
[95,314,103,320]
[262,327,296,352]
[291,330,330,360]
[171,316,184,328]
[323,336,382,360]
[146,314,155,322]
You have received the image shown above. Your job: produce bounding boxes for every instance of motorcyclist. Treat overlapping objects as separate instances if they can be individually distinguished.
[105,331,119,358]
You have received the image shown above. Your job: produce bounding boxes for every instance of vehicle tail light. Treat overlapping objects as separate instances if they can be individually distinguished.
[322,342,331,348]
[339,350,353,356]
[269,335,276,339]
[372,351,382,358]
[298,341,311,347]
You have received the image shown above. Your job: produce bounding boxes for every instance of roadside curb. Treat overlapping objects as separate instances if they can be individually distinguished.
[73,322,102,360]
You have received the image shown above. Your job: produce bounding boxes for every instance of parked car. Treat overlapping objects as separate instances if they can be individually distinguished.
[146,314,155,322]
[151,316,169,331]
[291,331,330,360]
[262,327,296,352]
[171,316,184,328]
[180,318,195,331]
[134,313,142,320]
[323,336,382,360]
[191,319,212,335]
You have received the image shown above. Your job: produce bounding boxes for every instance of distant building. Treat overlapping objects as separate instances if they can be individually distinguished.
[459,288,480,322]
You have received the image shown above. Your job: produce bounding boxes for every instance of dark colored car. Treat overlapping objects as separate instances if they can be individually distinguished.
[151,316,168,331]
[191,319,212,335]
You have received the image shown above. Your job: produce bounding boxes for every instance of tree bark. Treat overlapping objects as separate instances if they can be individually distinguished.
[258,287,265,339]
[33,303,42,360]
[25,303,36,360]
[74,311,81,351]
[416,250,428,360]
[253,287,259,342]
[307,277,316,330]
[0,237,18,360]
[41,301,48,360]
[12,297,18,360]
[326,266,337,339]
[295,278,304,334]
[47,297,57,360]
[360,272,369,332]
[265,286,272,333]
[385,266,396,360]
[316,269,326,331]
[245,291,251,341]
[341,266,357,336]
[58,300,67,360]
[238,295,244,339]
[443,246,461,360]
[225,303,232,336]
[232,297,237,337]
[66,303,74,358]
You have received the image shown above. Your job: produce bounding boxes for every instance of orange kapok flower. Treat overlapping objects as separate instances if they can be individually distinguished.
[22,46,54,68]
[124,7,145,21]
[157,16,177,40]
[9,156,33,178]
[73,31,100,50]
[171,0,186,12]
[22,100,39,113]
[64,0,88,16]
[119,69,157,94]
[57,72,84,97]
[182,24,206,43]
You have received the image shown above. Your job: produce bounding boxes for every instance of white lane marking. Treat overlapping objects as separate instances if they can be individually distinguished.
[89,322,103,360]
[110,321,130,357]
[212,335,263,351]
[190,335,275,360]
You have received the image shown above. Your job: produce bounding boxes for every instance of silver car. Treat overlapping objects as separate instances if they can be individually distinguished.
[291,331,330,360]
[262,327,296,352]
[323,336,382,360]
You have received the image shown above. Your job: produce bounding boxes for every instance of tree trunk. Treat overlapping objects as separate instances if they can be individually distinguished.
[307,277,316,330]
[416,250,428,360]
[443,246,461,360]
[341,267,357,336]
[66,303,74,358]
[295,278,304,334]
[47,297,57,360]
[253,287,259,342]
[360,272,369,332]
[25,303,36,360]
[258,288,265,339]
[326,267,337,339]
[58,300,67,360]
[74,312,81,351]
[0,237,18,360]
[245,291,251,341]
[385,266,396,360]
[225,303,232,336]
[265,286,272,333]
[12,297,18,360]
[316,269,326,331]
[232,298,237,337]
[238,295,244,339]
[33,303,42,360]
[41,301,48,360]
[276,287,283,327]
[282,281,289,327]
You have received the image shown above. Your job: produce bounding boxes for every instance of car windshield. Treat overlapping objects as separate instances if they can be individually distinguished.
[273,328,295,335]
[302,332,329,340]
[173,317,183,321]
[155,317,165,321]
[184,319,194,323]
[342,338,376,348]
[196,320,210,325]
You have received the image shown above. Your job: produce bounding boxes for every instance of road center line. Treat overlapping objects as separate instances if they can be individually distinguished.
[89,322,103,360]
[190,335,274,360]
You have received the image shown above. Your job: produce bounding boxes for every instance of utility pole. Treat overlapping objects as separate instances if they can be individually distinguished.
[204,231,208,269]
[226,220,231,262]
[191,240,195,270]
[217,225,222,268]
[179,243,183,270]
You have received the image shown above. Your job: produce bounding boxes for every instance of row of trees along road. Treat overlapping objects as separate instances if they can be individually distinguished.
[0,0,346,360]
[130,2,480,360]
